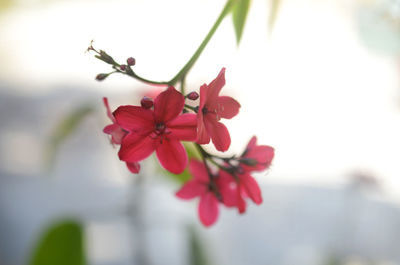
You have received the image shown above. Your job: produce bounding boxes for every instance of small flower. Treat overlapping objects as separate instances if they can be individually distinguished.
[176,160,225,227]
[103,97,140,173]
[197,68,241,151]
[240,136,275,172]
[114,87,197,174]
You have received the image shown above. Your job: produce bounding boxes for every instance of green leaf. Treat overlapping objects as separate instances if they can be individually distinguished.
[30,220,86,265]
[268,0,281,35]
[45,104,94,169]
[232,0,251,45]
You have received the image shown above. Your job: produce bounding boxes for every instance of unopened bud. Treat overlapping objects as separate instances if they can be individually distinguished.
[96,50,115,64]
[120,64,126,71]
[239,157,258,166]
[127,57,136,66]
[186,91,199,100]
[95,73,109,81]
[141,96,153,109]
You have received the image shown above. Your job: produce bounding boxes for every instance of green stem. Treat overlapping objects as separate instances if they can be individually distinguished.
[168,0,235,85]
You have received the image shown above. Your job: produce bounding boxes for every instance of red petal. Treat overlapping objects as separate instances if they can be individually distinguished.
[189,160,209,182]
[118,133,156,162]
[217,171,238,207]
[126,162,140,174]
[241,174,262,205]
[103,124,126,145]
[217,96,240,119]
[207,68,226,102]
[175,180,207,199]
[198,193,219,227]
[244,145,275,171]
[246,136,257,150]
[103,97,115,122]
[114,106,154,133]
[237,187,247,214]
[196,112,210,144]
[156,139,187,174]
[154,87,184,123]
[167,113,197,141]
[204,116,231,152]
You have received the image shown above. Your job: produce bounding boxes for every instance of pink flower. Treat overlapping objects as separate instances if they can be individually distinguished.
[197,68,240,152]
[239,136,275,172]
[219,136,275,213]
[103,97,140,174]
[114,87,197,174]
[219,170,262,214]
[176,160,226,227]
[103,97,127,145]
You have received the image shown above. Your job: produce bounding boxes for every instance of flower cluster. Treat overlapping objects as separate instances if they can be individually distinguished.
[103,68,274,226]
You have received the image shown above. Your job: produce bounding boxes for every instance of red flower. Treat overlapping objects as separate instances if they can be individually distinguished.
[239,136,275,172]
[102,97,140,174]
[114,87,197,174]
[219,136,275,213]
[197,68,240,152]
[176,160,226,227]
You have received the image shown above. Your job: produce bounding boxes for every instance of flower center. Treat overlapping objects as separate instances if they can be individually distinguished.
[202,107,208,114]
[155,122,166,134]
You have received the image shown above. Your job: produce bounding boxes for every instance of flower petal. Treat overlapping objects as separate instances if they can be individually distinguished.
[103,97,115,122]
[167,113,197,141]
[217,96,240,119]
[156,139,187,174]
[175,180,207,199]
[189,160,209,182]
[126,161,140,174]
[118,132,156,162]
[198,192,219,227]
[237,187,247,214]
[241,174,262,205]
[196,112,211,144]
[207,68,226,102]
[154,87,184,123]
[103,124,126,145]
[217,171,238,207]
[244,145,275,172]
[204,116,231,152]
[114,106,154,133]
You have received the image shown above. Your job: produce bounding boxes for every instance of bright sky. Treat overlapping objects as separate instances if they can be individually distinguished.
[1,0,400,199]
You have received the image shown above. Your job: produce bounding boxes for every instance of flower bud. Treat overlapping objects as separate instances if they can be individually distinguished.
[120,64,126,71]
[127,57,136,66]
[95,73,109,81]
[141,96,153,109]
[186,91,199,100]
[95,50,116,65]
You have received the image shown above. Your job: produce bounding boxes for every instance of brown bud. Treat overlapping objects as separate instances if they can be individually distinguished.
[127,57,136,66]
[95,73,109,81]
[186,91,199,100]
[140,96,153,109]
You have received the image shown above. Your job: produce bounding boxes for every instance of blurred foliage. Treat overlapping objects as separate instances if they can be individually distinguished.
[268,0,281,34]
[189,226,210,265]
[30,220,86,265]
[162,142,201,183]
[0,0,13,11]
[45,104,94,170]
[232,0,251,45]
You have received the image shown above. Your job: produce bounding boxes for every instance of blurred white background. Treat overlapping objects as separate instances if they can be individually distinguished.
[1,0,400,264]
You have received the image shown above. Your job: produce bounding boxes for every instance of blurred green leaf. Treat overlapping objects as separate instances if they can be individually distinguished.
[188,226,209,265]
[30,220,86,265]
[162,142,201,183]
[45,104,94,169]
[232,0,251,45]
[268,0,281,34]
